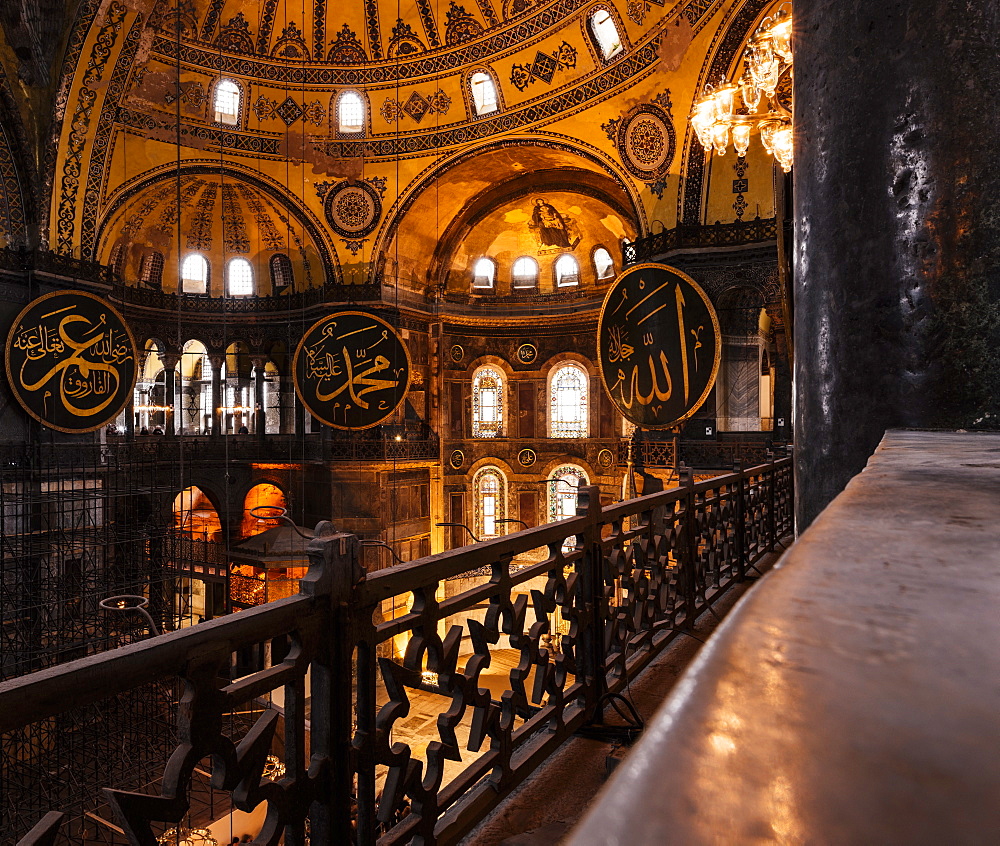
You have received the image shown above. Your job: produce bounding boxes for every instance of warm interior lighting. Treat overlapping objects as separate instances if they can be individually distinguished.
[689,3,793,169]
[135,404,172,412]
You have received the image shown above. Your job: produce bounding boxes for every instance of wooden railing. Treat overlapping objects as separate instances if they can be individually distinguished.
[3,457,793,845]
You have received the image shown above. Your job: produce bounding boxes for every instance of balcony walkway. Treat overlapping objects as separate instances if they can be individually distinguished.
[567,430,1000,845]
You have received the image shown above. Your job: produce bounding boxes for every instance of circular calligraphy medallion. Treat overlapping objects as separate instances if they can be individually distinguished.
[324,181,381,238]
[5,291,138,433]
[598,448,615,468]
[618,104,675,180]
[450,344,465,363]
[293,311,410,430]
[449,449,465,469]
[517,448,536,467]
[597,263,720,430]
[516,343,537,364]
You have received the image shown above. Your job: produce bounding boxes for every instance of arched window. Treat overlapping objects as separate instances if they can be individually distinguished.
[588,8,624,61]
[269,254,294,291]
[214,78,242,125]
[512,256,539,290]
[181,253,209,294]
[139,251,164,289]
[548,465,588,522]
[472,366,504,437]
[470,70,499,116]
[549,363,589,437]
[555,254,580,287]
[593,247,615,280]
[472,257,496,289]
[227,258,254,296]
[474,466,506,539]
[337,91,365,134]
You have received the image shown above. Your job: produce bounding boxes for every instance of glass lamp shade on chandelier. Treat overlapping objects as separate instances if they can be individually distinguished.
[690,4,793,172]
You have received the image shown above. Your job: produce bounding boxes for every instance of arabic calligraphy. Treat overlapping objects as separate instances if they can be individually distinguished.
[597,263,720,429]
[5,292,137,433]
[293,311,410,430]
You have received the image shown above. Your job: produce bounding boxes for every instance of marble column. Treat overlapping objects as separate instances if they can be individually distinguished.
[251,356,267,438]
[794,0,1000,529]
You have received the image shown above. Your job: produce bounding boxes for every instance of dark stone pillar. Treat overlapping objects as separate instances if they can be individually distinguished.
[252,357,266,438]
[210,355,223,437]
[794,0,1000,529]
[162,354,178,438]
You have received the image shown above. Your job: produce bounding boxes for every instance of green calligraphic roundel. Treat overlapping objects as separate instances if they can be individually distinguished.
[597,263,721,429]
[5,291,138,433]
[293,310,411,430]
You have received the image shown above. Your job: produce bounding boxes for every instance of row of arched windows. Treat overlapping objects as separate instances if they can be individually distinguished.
[473,248,614,291]
[208,8,624,130]
[472,363,589,438]
[473,464,589,540]
[137,252,295,295]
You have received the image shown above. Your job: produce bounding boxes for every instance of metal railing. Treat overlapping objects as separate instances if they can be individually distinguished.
[3,455,792,845]
[624,217,778,266]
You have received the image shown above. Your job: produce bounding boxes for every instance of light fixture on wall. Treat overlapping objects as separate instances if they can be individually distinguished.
[690,4,793,172]
[156,828,217,846]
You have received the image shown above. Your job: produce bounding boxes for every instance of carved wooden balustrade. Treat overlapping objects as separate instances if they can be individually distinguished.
[4,457,792,846]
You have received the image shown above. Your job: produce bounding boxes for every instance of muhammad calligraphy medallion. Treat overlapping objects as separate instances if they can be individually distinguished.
[293,311,410,430]
[597,263,720,429]
[5,291,138,433]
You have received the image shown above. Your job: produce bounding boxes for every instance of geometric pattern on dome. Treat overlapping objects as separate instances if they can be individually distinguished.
[275,96,305,125]
[327,23,368,63]
[324,180,381,238]
[445,1,483,45]
[403,91,430,122]
[510,41,577,91]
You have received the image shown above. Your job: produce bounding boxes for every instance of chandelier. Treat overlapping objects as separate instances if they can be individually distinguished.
[156,828,218,846]
[690,4,793,172]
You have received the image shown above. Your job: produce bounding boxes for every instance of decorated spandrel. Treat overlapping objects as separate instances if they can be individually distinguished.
[597,263,721,429]
[5,291,138,433]
[293,310,410,430]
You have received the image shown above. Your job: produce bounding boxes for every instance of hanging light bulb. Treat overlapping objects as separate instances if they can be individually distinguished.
[732,121,752,158]
[713,83,739,123]
[758,119,779,154]
[740,71,762,113]
[771,124,794,172]
[711,122,730,156]
[690,97,718,152]
[769,16,793,63]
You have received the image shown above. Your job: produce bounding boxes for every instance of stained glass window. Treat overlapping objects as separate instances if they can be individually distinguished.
[549,363,588,437]
[548,466,587,522]
[474,466,506,539]
[473,366,504,437]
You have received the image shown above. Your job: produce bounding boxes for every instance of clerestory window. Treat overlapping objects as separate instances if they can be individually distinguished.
[549,362,589,438]
[214,78,242,125]
[472,366,504,437]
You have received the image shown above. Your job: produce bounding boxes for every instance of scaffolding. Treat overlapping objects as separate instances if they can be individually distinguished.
[0,441,241,842]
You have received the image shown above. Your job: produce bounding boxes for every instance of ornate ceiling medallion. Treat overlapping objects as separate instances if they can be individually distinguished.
[617,103,675,180]
[324,180,382,239]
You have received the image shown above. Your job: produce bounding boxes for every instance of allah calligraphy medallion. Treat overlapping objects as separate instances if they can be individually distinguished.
[293,311,410,430]
[5,291,138,433]
[597,263,720,429]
